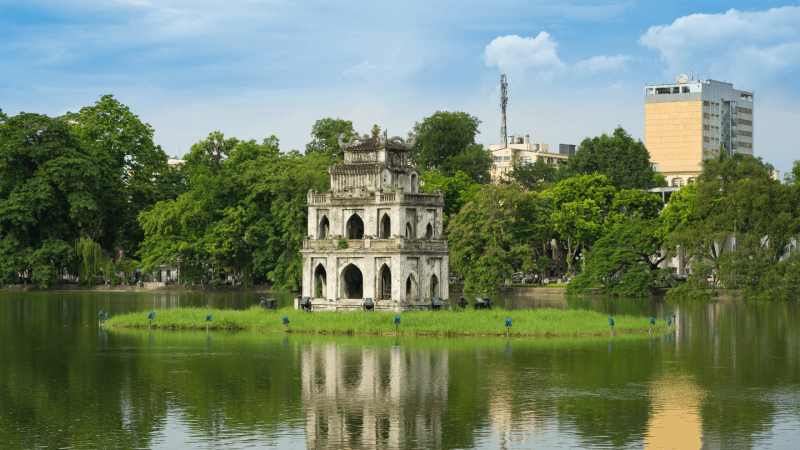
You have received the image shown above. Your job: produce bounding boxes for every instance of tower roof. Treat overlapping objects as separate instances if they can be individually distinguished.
[337,129,417,153]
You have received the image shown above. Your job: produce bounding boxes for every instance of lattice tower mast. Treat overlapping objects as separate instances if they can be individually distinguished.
[500,74,508,148]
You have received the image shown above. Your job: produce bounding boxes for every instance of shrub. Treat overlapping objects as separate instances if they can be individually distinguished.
[338,237,349,249]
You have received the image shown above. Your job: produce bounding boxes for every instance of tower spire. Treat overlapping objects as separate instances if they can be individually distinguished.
[500,74,508,148]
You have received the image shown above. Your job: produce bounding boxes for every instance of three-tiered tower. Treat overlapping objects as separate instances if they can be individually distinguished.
[300,126,449,311]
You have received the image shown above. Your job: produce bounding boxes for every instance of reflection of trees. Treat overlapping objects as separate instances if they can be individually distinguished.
[301,343,449,449]
[2,292,800,448]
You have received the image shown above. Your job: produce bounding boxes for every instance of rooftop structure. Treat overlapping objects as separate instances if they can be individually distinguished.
[488,135,572,182]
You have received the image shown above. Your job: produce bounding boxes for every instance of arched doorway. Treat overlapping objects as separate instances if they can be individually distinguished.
[314,264,327,298]
[346,214,364,239]
[405,274,417,300]
[377,264,392,300]
[426,223,433,239]
[318,216,329,239]
[405,222,413,238]
[341,264,363,299]
[380,214,391,239]
[430,274,439,298]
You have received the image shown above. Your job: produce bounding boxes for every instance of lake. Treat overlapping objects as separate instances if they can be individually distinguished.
[1,291,799,449]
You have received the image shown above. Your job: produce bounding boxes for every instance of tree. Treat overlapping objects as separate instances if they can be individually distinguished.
[508,158,567,192]
[566,218,667,297]
[305,118,357,158]
[419,170,482,226]
[566,127,658,190]
[448,184,552,293]
[411,111,492,183]
[0,112,99,287]
[607,189,663,225]
[784,159,800,186]
[69,95,169,257]
[548,173,617,273]
[664,155,800,299]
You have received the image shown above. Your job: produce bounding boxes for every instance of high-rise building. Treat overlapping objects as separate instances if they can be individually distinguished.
[645,77,754,187]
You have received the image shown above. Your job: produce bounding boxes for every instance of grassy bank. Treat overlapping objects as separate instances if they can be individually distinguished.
[107,306,668,337]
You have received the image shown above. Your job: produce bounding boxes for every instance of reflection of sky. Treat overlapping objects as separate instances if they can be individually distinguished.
[152,410,306,449]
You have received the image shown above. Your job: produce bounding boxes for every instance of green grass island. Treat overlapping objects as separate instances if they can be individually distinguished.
[107,307,670,338]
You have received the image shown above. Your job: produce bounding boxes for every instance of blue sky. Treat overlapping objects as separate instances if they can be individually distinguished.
[1,0,798,175]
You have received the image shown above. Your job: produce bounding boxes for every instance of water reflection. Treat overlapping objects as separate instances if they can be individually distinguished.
[644,375,705,449]
[301,343,449,448]
[2,291,800,449]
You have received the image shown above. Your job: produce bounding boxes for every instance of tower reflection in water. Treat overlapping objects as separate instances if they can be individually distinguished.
[301,343,449,448]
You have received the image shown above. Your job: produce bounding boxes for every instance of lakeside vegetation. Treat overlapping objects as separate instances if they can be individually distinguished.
[107,306,668,337]
[2,100,799,300]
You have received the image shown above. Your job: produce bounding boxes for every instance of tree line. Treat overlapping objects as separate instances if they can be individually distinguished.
[3,99,799,298]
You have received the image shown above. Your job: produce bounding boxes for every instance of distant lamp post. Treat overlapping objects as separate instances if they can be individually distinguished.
[608,317,615,337]
[282,316,290,332]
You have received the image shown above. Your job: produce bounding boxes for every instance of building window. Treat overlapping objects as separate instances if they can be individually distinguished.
[703,101,710,106]
[738,118,752,126]
[737,107,752,114]
[738,142,752,149]
[703,137,711,143]
[739,130,752,137]
[503,156,510,161]
[520,156,532,164]
[672,178,684,187]
[703,113,710,119]
[703,125,710,130]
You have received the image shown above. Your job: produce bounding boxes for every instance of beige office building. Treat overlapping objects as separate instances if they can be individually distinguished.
[645,77,754,187]
[488,135,572,182]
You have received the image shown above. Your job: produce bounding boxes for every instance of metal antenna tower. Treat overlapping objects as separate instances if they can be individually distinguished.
[500,74,508,148]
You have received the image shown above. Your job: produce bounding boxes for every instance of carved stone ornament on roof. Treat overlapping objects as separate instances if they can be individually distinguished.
[337,132,417,150]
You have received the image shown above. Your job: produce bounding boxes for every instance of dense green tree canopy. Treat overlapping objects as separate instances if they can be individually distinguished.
[0,113,99,286]
[419,170,481,225]
[411,111,492,184]
[448,184,552,293]
[305,118,357,158]
[566,127,658,191]
[548,173,617,273]
[508,158,567,192]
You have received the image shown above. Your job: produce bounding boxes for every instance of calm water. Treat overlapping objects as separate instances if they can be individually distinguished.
[1,291,799,449]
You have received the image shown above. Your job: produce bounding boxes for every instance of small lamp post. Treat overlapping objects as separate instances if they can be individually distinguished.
[148,311,155,329]
[206,314,212,333]
[608,317,615,337]
[649,317,655,335]
[505,318,512,339]
[666,316,672,330]
[282,316,290,332]
[394,315,401,336]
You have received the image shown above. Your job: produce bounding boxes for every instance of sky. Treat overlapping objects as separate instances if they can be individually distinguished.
[1,0,799,175]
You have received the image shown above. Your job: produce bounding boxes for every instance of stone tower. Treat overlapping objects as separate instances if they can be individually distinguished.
[300,126,449,311]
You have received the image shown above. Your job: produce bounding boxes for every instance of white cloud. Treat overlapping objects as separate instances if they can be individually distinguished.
[342,60,390,80]
[574,54,632,74]
[482,33,566,80]
[638,7,800,85]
